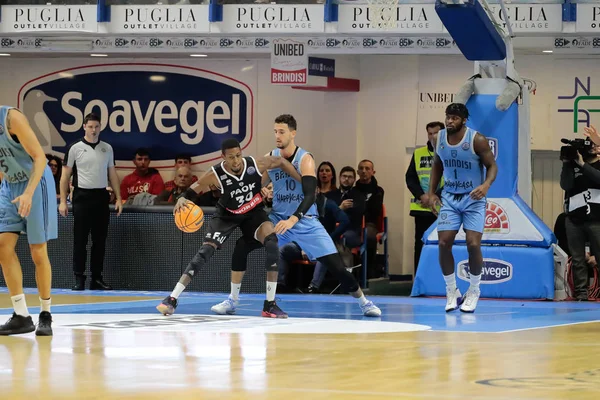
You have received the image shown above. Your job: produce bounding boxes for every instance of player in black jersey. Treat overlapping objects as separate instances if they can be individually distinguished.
[157,139,302,318]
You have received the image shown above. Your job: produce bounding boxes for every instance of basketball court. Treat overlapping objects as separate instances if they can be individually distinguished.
[1,289,599,400]
[0,0,598,399]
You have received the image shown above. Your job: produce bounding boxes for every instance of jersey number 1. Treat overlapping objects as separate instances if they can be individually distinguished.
[453,169,458,180]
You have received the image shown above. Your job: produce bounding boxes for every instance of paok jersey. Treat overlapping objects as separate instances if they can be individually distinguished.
[212,156,264,214]
[0,106,33,184]
[436,127,484,194]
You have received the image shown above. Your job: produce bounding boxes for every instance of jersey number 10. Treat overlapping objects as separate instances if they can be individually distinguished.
[285,179,297,191]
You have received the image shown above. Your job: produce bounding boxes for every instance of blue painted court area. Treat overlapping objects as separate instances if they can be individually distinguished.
[1,287,600,333]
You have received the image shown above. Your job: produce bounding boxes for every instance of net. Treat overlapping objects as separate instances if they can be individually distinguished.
[366,0,399,30]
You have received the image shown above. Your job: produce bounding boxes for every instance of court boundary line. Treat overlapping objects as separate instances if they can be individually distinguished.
[497,319,600,333]
[0,297,162,312]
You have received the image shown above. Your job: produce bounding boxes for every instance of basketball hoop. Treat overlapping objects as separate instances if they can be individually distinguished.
[366,0,399,30]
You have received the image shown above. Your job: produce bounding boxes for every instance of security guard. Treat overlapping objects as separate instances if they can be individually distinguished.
[405,121,444,274]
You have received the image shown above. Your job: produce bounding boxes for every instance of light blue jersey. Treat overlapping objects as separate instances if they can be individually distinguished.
[0,106,57,244]
[435,127,487,233]
[436,127,483,194]
[267,147,318,219]
[267,146,336,260]
[0,106,33,184]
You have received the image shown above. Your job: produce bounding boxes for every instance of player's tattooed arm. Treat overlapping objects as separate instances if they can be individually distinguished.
[187,169,220,196]
[471,133,498,200]
[175,169,220,214]
[256,156,302,182]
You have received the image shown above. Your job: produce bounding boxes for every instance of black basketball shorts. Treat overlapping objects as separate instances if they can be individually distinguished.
[203,207,271,248]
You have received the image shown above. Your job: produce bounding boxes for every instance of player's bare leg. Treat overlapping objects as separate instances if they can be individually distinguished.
[438,230,464,312]
[256,222,287,318]
[30,243,53,336]
[0,233,35,335]
[460,230,483,313]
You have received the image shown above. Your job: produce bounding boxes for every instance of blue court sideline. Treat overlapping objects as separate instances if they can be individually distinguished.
[1,288,599,333]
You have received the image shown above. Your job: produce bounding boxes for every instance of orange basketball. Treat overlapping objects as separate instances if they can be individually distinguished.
[175,203,205,233]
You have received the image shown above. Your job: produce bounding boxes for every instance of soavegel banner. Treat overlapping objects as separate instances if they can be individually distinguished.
[15,61,257,169]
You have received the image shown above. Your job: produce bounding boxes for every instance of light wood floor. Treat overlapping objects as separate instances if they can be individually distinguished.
[1,314,599,400]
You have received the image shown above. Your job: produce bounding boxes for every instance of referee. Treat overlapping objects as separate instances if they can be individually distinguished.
[59,113,122,291]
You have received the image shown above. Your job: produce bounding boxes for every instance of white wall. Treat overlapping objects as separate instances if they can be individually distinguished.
[0,53,597,277]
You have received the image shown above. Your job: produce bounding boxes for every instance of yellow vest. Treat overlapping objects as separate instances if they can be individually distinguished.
[410,146,443,213]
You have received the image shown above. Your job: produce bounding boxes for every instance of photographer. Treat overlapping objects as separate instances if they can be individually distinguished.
[560,139,600,301]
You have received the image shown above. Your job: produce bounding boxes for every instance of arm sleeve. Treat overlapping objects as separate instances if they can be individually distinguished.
[581,163,600,184]
[560,163,575,191]
[151,174,165,195]
[405,154,424,199]
[293,176,318,219]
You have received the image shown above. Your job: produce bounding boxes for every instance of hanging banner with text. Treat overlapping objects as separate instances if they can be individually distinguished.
[216,5,325,34]
[0,5,98,33]
[270,38,308,85]
[575,4,600,33]
[103,5,210,34]
[336,3,562,34]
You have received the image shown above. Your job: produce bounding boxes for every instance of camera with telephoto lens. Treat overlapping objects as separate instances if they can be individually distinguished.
[560,138,594,161]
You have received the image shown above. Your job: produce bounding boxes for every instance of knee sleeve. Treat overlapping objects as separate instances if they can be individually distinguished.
[317,253,360,293]
[184,244,215,278]
[231,237,262,272]
[264,233,279,272]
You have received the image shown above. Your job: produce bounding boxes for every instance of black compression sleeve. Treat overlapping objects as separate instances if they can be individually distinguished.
[293,176,317,219]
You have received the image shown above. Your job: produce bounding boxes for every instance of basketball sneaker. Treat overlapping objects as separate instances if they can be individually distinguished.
[262,300,288,318]
[0,313,35,336]
[211,296,239,315]
[156,296,178,316]
[445,288,463,312]
[460,287,480,313]
[36,311,53,336]
[361,301,382,317]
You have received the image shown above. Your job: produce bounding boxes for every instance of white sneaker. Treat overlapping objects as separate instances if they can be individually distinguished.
[460,288,480,313]
[211,296,239,315]
[361,300,382,317]
[445,288,463,312]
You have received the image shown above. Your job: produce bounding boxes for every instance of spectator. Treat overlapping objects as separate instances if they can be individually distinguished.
[326,166,366,243]
[120,148,165,201]
[355,159,385,278]
[317,161,337,194]
[164,153,198,192]
[46,154,62,199]
[155,166,196,205]
[405,121,444,273]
